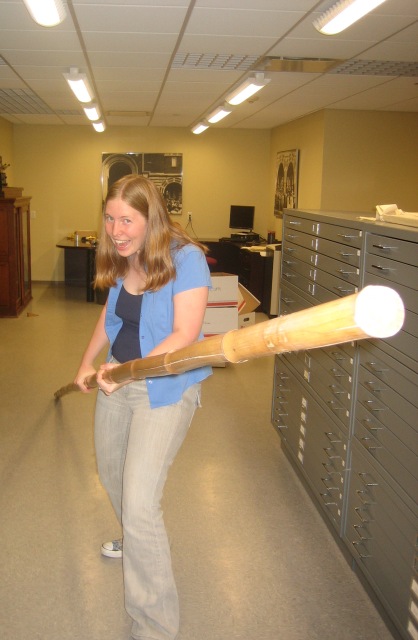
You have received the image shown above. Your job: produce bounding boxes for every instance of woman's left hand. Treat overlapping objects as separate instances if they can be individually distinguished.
[96,362,130,395]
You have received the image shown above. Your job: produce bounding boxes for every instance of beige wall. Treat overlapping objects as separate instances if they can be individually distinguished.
[321,110,418,213]
[269,110,418,241]
[4,108,418,282]
[10,124,270,281]
[0,118,14,184]
[270,111,326,239]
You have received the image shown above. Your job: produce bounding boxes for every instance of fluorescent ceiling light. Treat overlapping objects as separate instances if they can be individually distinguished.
[83,104,101,121]
[63,68,94,103]
[92,121,106,133]
[207,105,232,124]
[226,73,270,106]
[23,0,66,27]
[313,0,388,35]
[192,122,209,135]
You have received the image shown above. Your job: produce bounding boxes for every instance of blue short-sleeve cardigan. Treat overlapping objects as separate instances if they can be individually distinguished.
[105,243,213,408]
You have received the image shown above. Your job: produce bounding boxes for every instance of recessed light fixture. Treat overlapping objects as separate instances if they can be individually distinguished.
[313,0,388,35]
[63,67,94,103]
[226,73,270,106]
[207,104,232,124]
[23,0,66,26]
[191,122,209,135]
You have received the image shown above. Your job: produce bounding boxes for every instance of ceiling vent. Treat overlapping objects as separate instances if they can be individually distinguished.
[172,53,259,71]
[260,57,343,73]
[259,56,418,77]
[0,88,53,114]
[330,60,418,76]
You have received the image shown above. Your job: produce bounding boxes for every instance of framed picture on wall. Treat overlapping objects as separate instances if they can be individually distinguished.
[101,152,183,215]
[274,149,299,217]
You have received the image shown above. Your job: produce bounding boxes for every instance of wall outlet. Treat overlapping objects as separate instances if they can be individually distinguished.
[188,212,192,222]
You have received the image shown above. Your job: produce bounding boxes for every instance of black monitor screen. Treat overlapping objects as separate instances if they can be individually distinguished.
[229,205,255,231]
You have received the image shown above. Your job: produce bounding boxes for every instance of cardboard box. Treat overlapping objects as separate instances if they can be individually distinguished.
[238,312,256,328]
[237,284,260,315]
[207,273,260,313]
[203,306,238,335]
[204,274,260,337]
[207,273,239,307]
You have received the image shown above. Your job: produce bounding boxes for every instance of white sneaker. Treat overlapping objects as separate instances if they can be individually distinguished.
[101,538,123,558]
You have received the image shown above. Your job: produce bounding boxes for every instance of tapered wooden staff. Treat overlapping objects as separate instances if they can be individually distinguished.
[54,285,404,400]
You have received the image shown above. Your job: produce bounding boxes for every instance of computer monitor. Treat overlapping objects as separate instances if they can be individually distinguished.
[229,205,255,232]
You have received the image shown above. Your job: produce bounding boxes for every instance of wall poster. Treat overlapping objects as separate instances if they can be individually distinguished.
[274,149,299,217]
[101,153,183,215]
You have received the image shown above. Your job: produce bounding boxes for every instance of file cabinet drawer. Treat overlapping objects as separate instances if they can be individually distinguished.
[358,364,417,429]
[282,240,360,284]
[366,233,418,267]
[359,342,418,409]
[356,384,417,453]
[285,215,362,248]
[353,414,417,504]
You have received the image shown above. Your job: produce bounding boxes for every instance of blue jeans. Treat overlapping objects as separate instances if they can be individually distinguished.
[95,378,201,640]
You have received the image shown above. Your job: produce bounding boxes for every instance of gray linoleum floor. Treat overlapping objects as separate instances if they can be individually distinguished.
[0,283,398,640]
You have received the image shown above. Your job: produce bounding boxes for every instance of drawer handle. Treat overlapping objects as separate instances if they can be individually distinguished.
[358,472,378,487]
[284,247,296,253]
[355,490,375,505]
[288,220,301,225]
[286,234,297,239]
[353,524,372,540]
[331,351,346,361]
[338,251,356,257]
[282,259,295,265]
[365,361,389,373]
[352,541,372,558]
[336,268,356,275]
[323,448,341,459]
[283,272,296,278]
[325,431,342,442]
[319,492,338,506]
[364,381,384,392]
[354,507,370,523]
[321,477,339,491]
[331,368,345,378]
[329,384,344,395]
[337,234,358,240]
[372,243,396,251]
[322,462,338,474]
[360,437,382,451]
[362,418,383,431]
[334,286,353,293]
[364,401,384,412]
[371,264,395,271]
[327,400,344,411]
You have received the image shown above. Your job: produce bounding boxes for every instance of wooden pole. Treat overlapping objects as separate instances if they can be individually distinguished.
[54,285,404,400]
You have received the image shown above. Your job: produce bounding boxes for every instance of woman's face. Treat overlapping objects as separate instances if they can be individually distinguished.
[104,197,148,259]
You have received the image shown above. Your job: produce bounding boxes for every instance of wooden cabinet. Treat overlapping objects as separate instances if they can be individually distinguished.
[0,193,32,317]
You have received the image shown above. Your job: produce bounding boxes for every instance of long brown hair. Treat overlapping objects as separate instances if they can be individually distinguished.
[95,175,207,291]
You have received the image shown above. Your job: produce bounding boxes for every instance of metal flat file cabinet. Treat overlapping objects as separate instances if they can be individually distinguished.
[271,209,418,640]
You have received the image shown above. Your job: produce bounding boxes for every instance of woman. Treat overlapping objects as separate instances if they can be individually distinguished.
[74,175,212,640]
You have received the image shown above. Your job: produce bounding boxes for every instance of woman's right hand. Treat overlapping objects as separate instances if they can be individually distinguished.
[74,365,97,393]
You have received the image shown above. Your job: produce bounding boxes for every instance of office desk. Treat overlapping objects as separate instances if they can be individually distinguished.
[56,238,96,302]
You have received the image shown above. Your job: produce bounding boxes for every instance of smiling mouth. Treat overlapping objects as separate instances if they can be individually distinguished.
[113,239,130,249]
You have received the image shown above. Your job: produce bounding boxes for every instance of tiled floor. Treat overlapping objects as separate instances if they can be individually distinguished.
[0,283,397,640]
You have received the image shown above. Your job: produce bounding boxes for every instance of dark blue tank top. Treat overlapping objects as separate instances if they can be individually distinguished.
[112,285,142,363]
